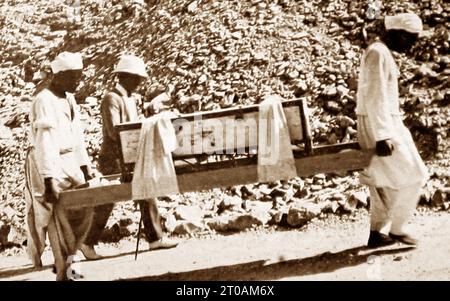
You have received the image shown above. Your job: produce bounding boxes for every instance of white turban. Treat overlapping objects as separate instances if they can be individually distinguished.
[385,13,423,34]
[50,52,83,74]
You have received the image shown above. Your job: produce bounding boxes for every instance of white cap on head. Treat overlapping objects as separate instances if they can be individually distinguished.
[385,13,423,34]
[113,54,148,78]
[51,52,83,74]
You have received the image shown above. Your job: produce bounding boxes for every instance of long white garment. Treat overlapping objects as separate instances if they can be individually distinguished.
[132,112,179,199]
[26,89,93,278]
[356,42,428,189]
[30,89,90,184]
[257,95,297,183]
[368,182,422,234]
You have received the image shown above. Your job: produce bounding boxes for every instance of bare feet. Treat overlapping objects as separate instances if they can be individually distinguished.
[148,237,179,250]
[80,243,102,260]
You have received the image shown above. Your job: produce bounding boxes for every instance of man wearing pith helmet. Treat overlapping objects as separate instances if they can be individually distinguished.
[80,54,178,259]
[357,13,429,248]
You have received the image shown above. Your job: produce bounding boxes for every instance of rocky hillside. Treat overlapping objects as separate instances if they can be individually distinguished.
[0,0,449,248]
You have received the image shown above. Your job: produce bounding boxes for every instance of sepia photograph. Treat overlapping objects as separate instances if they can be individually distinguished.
[0,0,448,286]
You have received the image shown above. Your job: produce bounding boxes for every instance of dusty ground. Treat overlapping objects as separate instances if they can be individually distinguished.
[0,208,448,281]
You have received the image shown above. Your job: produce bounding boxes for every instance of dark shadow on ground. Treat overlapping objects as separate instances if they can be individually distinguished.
[123,245,415,281]
[0,245,415,280]
[86,248,150,261]
[0,247,152,279]
[0,264,52,279]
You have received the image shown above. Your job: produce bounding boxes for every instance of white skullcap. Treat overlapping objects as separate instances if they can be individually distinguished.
[113,54,148,78]
[50,52,83,74]
[385,13,423,34]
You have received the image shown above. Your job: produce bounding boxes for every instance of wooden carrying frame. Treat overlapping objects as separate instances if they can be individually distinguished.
[59,99,373,209]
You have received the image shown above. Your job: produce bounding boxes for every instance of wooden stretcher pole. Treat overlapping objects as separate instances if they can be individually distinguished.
[299,98,313,155]
[59,146,375,209]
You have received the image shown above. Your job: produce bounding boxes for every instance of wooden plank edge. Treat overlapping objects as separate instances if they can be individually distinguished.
[60,149,374,209]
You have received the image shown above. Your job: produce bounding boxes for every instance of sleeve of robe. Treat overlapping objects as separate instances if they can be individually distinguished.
[32,95,60,178]
[363,48,394,142]
[101,93,122,143]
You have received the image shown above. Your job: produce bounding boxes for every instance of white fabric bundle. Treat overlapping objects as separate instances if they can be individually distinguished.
[257,95,297,183]
[132,111,179,200]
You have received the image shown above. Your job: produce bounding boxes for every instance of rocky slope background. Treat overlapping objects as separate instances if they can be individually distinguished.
[0,0,449,250]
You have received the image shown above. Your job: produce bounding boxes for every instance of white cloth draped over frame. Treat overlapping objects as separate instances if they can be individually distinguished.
[132,111,179,200]
[257,95,297,183]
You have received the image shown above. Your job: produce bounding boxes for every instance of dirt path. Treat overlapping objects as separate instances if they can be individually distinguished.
[0,209,449,281]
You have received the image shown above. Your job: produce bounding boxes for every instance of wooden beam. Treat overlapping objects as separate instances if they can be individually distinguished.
[59,148,374,209]
[115,99,303,131]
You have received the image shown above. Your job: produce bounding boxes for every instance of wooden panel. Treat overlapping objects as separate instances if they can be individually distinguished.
[59,148,374,209]
[116,99,303,130]
[295,148,374,177]
[119,104,303,164]
[119,129,140,164]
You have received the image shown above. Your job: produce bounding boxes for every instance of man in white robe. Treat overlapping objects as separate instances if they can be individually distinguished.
[25,52,94,280]
[356,13,429,248]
